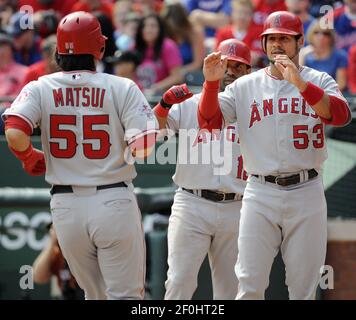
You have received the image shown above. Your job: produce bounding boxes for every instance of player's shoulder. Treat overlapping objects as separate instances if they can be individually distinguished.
[73,71,136,86]
[300,65,332,83]
[228,68,265,90]
[102,73,140,92]
[97,72,131,83]
[39,71,135,87]
[20,78,41,93]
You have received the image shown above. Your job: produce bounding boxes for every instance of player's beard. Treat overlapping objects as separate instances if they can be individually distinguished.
[269,43,300,66]
[221,75,237,91]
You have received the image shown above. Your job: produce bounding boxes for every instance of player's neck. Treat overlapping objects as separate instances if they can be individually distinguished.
[269,64,284,79]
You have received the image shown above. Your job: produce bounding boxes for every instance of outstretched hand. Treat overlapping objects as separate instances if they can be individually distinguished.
[203,52,228,82]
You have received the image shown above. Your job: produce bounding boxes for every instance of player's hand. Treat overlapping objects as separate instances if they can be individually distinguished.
[22,148,46,176]
[162,84,193,105]
[274,55,307,91]
[203,52,227,82]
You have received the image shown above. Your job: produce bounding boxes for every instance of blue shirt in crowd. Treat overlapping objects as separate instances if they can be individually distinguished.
[303,17,315,46]
[305,48,348,79]
[334,10,356,53]
[184,0,231,37]
[179,41,193,65]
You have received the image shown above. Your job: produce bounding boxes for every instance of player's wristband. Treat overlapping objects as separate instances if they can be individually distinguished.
[160,99,172,109]
[204,80,220,91]
[155,103,170,118]
[300,81,325,106]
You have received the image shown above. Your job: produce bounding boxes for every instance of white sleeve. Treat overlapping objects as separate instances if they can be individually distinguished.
[320,72,348,102]
[121,83,159,144]
[218,83,237,124]
[2,81,41,131]
[166,103,181,133]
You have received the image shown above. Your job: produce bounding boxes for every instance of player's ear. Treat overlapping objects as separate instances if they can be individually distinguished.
[55,50,60,65]
[297,35,304,50]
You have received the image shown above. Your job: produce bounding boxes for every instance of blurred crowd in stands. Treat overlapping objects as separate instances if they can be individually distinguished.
[0,0,355,128]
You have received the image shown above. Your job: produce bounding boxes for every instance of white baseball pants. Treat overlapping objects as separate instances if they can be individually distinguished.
[235,175,327,300]
[165,189,242,300]
[51,186,145,300]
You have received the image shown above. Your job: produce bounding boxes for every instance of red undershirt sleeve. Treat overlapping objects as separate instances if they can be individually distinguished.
[197,80,223,131]
[4,115,32,136]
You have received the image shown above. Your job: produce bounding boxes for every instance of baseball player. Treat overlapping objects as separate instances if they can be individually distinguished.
[3,11,158,300]
[198,11,351,299]
[154,39,251,300]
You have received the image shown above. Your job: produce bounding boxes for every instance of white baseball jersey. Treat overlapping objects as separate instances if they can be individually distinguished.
[218,66,350,176]
[166,94,247,194]
[3,71,158,186]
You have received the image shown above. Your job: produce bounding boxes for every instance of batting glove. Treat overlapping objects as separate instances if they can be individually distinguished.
[160,84,193,109]
[10,145,46,176]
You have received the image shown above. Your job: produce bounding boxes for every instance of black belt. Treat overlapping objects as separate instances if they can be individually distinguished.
[182,188,243,202]
[50,182,127,195]
[253,169,318,187]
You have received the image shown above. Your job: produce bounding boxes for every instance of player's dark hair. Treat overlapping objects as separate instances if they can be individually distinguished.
[135,13,166,61]
[55,52,96,71]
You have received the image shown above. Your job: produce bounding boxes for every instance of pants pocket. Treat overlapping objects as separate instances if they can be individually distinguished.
[103,198,132,209]
[50,195,74,221]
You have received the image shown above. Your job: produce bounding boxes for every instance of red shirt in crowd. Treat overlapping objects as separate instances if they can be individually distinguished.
[18,0,76,17]
[132,0,163,16]
[252,0,287,33]
[215,22,263,55]
[0,61,28,98]
[71,1,114,21]
[22,60,47,86]
[348,44,356,94]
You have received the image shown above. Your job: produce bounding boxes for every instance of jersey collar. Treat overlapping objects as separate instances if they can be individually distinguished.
[264,65,304,80]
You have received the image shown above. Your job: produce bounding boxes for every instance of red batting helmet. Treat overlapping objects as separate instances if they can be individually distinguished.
[57,11,107,60]
[260,11,303,52]
[260,11,303,38]
[218,39,251,67]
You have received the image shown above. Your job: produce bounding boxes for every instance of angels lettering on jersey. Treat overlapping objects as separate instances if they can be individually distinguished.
[248,97,318,129]
[173,124,248,180]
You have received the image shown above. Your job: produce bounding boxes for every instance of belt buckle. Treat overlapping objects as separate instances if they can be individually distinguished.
[234,193,242,201]
[214,190,226,201]
[275,176,287,186]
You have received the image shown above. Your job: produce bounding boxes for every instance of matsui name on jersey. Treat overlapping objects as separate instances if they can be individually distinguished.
[249,97,318,128]
[52,87,106,108]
